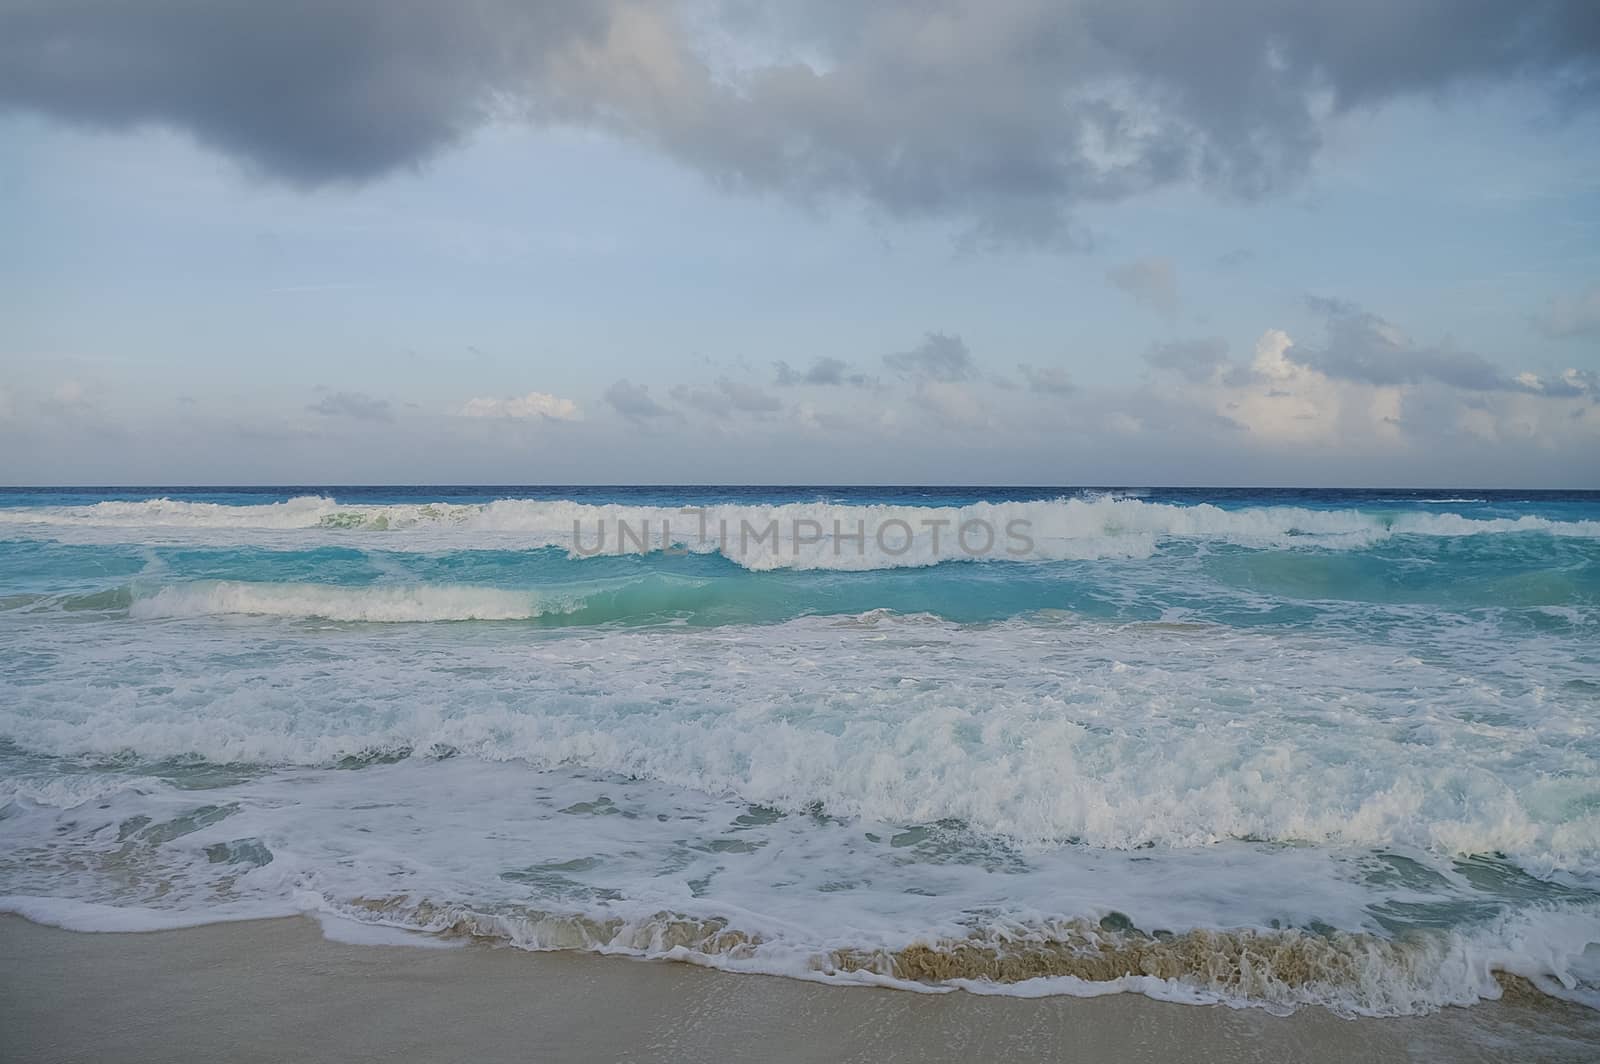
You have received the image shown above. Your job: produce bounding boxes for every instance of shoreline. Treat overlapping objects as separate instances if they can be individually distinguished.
[5,914,1598,1063]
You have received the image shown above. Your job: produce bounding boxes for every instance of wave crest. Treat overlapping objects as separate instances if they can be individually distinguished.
[4,495,1597,570]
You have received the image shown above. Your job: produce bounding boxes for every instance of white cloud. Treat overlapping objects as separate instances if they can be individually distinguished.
[1140,326,1596,456]
[458,391,581,420]
[1208,329,1402,446]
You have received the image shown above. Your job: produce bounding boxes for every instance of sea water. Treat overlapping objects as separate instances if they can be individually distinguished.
[1,486,1597,1014]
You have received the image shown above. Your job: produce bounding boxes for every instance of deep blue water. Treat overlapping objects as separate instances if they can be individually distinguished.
[4,483,1599,517]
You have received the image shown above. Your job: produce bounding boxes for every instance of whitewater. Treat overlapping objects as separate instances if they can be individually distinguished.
[1,485,1597,1015]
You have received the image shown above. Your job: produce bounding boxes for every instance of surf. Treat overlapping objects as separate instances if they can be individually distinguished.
[3,495,1599,572]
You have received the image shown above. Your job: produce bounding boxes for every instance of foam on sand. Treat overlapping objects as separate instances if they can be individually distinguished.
[10,914,1599,1064]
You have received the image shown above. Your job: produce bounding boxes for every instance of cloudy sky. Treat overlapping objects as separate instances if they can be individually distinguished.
[2,0,1598,486]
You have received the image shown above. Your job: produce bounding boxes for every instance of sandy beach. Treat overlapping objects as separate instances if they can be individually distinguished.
[1,914,1595,1063]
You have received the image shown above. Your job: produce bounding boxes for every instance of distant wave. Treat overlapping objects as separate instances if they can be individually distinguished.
[2,496,1597,571]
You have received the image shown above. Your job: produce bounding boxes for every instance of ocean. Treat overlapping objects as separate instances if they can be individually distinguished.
[1,485,1597,1015]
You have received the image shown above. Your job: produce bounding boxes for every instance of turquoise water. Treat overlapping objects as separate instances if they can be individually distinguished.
[1,486,1598,1013]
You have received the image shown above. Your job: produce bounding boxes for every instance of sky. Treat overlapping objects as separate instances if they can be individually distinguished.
[2,0,1598,486]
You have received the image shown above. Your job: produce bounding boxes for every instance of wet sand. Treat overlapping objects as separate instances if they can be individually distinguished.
[2,915,1596,1063]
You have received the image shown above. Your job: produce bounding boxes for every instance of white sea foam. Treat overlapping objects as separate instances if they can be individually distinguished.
[0,773,160,809]
[0,495,346,529]
[0,895,300,932]
[310,910,465,948]
[1,756,1596,1015]
[129,581,566,622]
[3,611,1595,866]
[2,496,1596,568]
[4,504,1599,1015]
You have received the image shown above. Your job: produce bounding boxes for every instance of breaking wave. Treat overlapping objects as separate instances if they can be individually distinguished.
[5,486,1600,1020]
[3,495,1598,570]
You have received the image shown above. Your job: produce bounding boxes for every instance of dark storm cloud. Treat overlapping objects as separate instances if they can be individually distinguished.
[603,378,672,420]
[2,1,1596,238]
[1296,297,1520,392]
[884,333,974,381]
[0,0,609,183]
